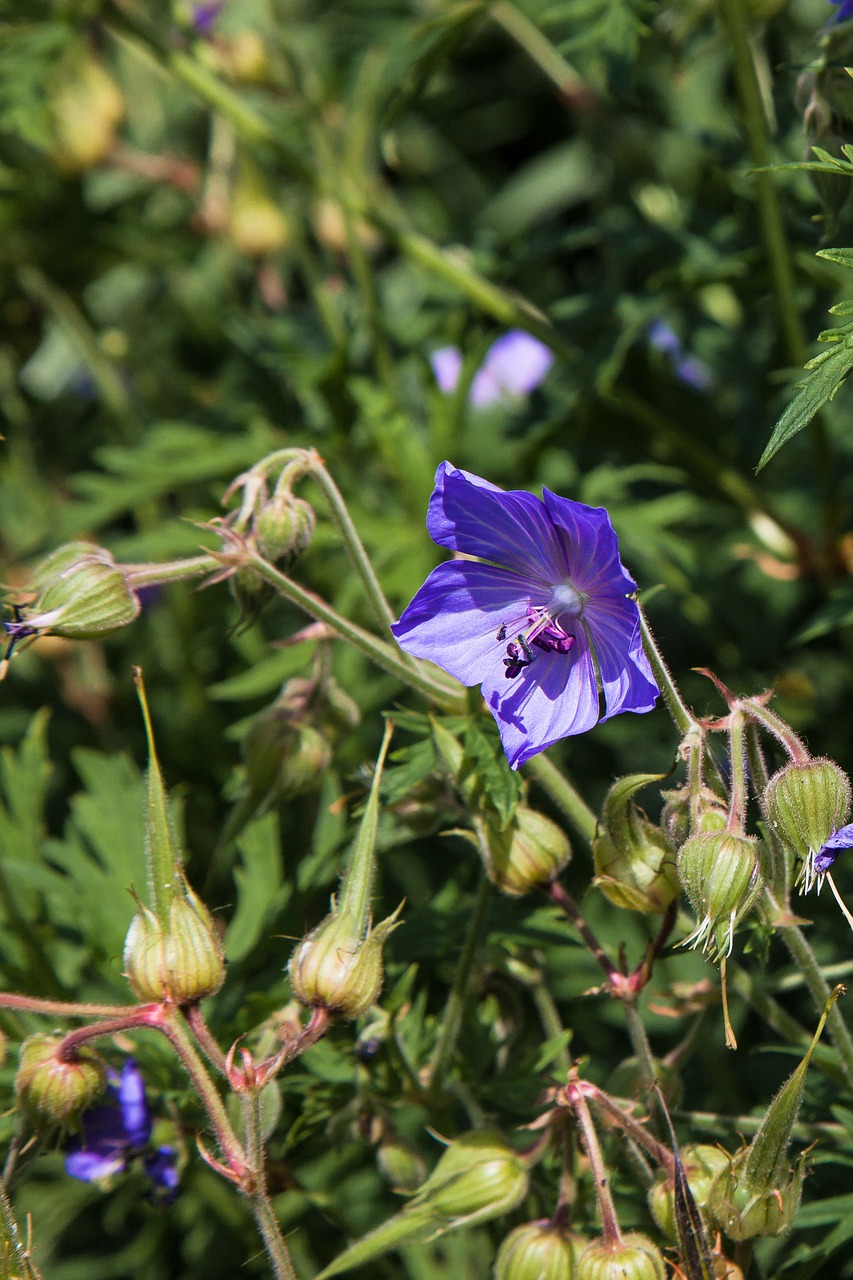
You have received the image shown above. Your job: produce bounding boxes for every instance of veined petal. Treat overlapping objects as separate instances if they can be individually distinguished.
[584,597,659,718]
[427,463,567,580]
[483,631,599,769]
[541,489,636,596]
[391,560,539,686]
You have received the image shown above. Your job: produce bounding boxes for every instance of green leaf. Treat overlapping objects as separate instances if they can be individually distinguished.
[225,813,288,963]
[757,320,853,470]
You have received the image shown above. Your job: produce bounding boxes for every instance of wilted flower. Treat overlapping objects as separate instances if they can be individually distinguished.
[431,330,553,408]
[391,463,658,768]
[813,822,853,878]
[647,321,714,391]
[65,1060,179,1198]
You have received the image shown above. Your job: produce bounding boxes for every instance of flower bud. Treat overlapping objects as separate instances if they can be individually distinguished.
[15,1034,106,1125]
[677,832,764,959]
[763,758,850,889]
[10,542,139,642]
[648,1144,730,1241]
[661,784,727,849]
[706,1152,803,1241]
[471,806,571,895]
[49,53,124,172]
[123,886,225,1004]
[254,493,315,566]
[575,1234,665,1280]
[495,1220,584,1280]
[288,903,402,1018]
[243,705,332,803]
[412,1131,529,1224]
[594,774,678,914]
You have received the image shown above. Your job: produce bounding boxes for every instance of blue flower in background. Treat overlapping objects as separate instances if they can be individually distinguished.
[391,463,659,768]
[813,823,853,877]
[430,330,554,408]
[66,1060,178,1199]
[648,320,714,392]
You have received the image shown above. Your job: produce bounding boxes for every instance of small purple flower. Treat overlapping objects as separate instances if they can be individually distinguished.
[65,1060,178,1198]
[648,321,714,392]
[430,331,553,409]
[192,2,223,35]
[391,463,659,768]
[814,824,853,876]
[829,0,853,23]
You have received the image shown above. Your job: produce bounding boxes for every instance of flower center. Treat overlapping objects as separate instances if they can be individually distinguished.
[497,582,583,679]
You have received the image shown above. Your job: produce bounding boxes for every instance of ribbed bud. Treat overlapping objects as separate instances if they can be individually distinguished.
[123,886,225,1004]
[594,774,678,914]
[661,785,727,849]
[707,1151,803,1241]
[575,1234,665,1280]
[15,1034,106,1125]
[376,1137,426,1192]
[763,758,850,889]
[14,542,139,640]
[413,1131,529,1223]
[495,1220,583,1280]
[472,806,571,895]
[288,902,402,1019]
[254,493,315,565]
[677,833,764,959]
[648,1143,730,1240]
[49,54,124,172]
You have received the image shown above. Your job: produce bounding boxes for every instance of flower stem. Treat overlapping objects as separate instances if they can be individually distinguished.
[524,754,597,847]
[0,993,136,1019]
[638,606,696,737]
[546,881,617,980]
[725,711,748,836]
[247,551,466,709]
[740,699,810,766]
[240,1092,298,1280]
[566,1082,623,1246]
[426,872,490,1097]
[490,0,591,103]
[777,921,853,1090]
[621,998,659,1097]
[185,1003,228,1074]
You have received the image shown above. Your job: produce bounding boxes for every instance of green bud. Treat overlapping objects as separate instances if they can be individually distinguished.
[376,1137,427,1192]
[288,901,402,1018]
[594,774,678,914]
[412,1131,529,1224]
[255,493,315,565]
[243,702,332,803]
[469,806,571,895]
[661,784,727,849]
[677,832,764,959]
[648,1144,730,1241]
[575,1233,665,1280]
[15,1034,106,1125]
[13,542,139,640]
[763,758,850,888]
[123,886,225,1004]
[708,985,844,1240]
[495,1220,584,1280]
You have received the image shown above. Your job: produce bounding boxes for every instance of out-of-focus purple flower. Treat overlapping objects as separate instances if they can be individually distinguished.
[647,321,714,391]
[813,823,853,877]
[192,2,223,34]
[391,462,659,769]
[430,331,554,408]
[829,0,853,24]
[65,1060,178,1198]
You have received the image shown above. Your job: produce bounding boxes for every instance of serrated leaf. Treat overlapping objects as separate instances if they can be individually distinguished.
[757,326,853,470]
[462,721,523,829]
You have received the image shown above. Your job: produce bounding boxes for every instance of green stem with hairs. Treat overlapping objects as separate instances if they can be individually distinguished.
[638,605,697,738]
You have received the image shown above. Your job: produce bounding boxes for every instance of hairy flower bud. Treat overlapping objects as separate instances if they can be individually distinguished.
[8,542,140,644]
[123,887,225,1004]
[707,1151,803,1241]
[677,832,764,959]
[575,1234,665,1280]
[648,1143,730,1240]
[413,1131,529,1223]
[376,1137,427,1192]
[288,903,402,1018]
[471,806,571,895]
[495,1220,584,1280]
[594,774,678,914]
[763,757,851,889]
[16,1034,106,1125]
[255,493,315,566]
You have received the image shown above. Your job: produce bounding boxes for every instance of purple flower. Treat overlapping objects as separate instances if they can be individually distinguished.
[192,2,223,34]
[430,331,554,408]
[648,321,714,392]
[814,823,853,876]
[829,0,853,23]
[391,463,659,768]
[65,1060,178,1198]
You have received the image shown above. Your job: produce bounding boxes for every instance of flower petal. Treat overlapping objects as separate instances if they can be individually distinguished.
[391,560,539,686]
[426,462,568,580]
[541,489,636,596]
[583,596,659,718]
[482,630,599,768]
[117,1060,150,1149]
[430,348,463,394]
[469,367,504,409]
[815,822,853,873]
[482,331,554,395]
[66,1147,127,1182]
